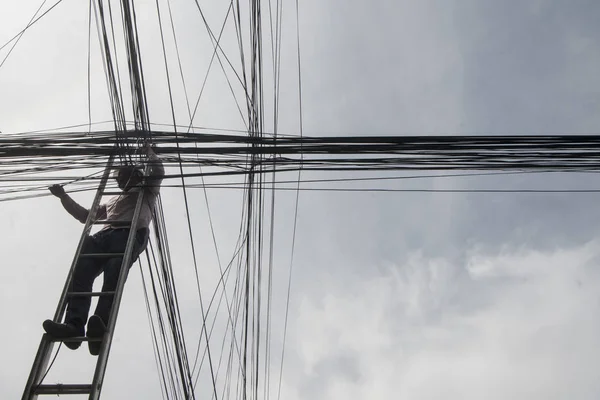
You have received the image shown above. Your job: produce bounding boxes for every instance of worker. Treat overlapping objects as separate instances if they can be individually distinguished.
[42,143,164,356]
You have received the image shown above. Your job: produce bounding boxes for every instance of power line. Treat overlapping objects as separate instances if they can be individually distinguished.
[0,0,65,53]
[0,0,49,70]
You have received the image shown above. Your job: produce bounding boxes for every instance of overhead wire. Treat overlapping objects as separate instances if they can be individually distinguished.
[0,0,48,70]
[188,0,250,130]
[277,1,303,397]
[139,257,171,400]
[146,219,186,399]
[162,4,244,396]
[87,0,93,135]
[0,0,65,53]
[154,0,211,397]
[263,0,283,395]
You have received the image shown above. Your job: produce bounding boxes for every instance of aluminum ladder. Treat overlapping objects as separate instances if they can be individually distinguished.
[22,154,148,399]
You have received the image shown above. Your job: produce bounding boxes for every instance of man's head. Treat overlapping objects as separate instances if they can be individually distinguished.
[115,165,143,191]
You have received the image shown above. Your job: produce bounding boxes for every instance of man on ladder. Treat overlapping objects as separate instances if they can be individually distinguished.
[41,143,164,356]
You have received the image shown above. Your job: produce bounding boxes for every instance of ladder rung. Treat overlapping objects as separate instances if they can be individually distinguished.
[79,253,125,258]
[92,220,131,226]
[102,191,122,196]
[45,335,103,343]
[67,291,115,297]
[34,384,92,395]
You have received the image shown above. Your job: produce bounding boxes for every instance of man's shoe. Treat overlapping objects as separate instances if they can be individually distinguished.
[42,320,83,350]
[86,315,106,356]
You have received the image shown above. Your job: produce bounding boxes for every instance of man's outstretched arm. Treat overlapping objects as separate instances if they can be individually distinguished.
[49,185,106,223]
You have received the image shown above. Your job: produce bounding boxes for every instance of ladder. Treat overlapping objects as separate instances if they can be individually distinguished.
[22,153,148,400]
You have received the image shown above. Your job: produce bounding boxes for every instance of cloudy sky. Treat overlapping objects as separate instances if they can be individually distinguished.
[2,0,600,399]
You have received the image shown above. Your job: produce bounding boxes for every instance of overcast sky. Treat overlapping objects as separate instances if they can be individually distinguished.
[2,0,600,399]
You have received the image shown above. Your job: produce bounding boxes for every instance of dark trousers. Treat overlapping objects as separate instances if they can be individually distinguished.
[65,228,148,330]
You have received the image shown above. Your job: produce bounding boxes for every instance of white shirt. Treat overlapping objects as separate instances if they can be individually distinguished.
[96,154,164,230]
[100,188,158,230]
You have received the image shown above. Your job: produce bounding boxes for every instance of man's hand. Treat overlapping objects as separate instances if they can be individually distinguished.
[50,184,90,223]
[49,184,66,198]
[141,141,156,157]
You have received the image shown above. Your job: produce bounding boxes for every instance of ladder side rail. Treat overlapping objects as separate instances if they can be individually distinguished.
[21,336,55,400]
[89,163,149,400]
[22,152,117,400]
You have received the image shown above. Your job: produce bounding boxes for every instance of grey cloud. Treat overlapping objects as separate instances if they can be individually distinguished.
[454,0,600,134]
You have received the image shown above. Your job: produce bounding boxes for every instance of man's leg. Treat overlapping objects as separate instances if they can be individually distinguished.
[93,256,131,325]
[88,228,146,355]
[64,236,104,330]
[43,235,102,349]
